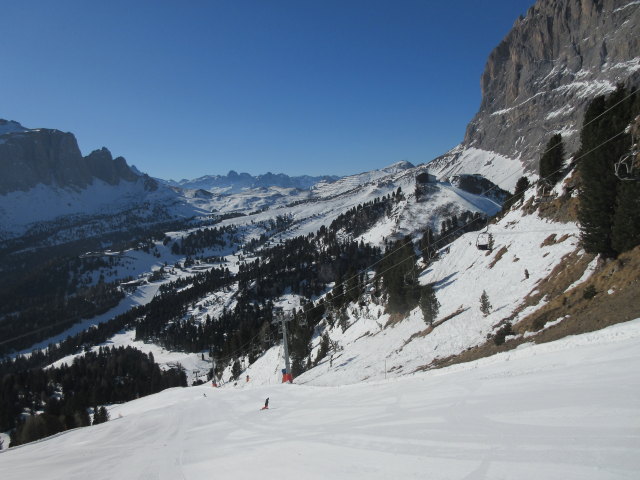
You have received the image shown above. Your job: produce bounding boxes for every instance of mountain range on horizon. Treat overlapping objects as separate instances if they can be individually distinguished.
[158,160,418,193]
[159,169,343,192]
[1,1,639,475]
[0,0,637,261]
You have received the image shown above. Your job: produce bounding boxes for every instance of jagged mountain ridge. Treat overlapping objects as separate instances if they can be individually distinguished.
[0,120,151,194]
[0,121,205,244]
[160,161,415,198]
[161,170,340,193]
[428,0,640,188]
[1,2,639,468]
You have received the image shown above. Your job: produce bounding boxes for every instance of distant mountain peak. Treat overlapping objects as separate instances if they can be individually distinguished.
[0,122,143,194]
[161,170,340,192]
[382,160,415,173]
[0,119,28,136]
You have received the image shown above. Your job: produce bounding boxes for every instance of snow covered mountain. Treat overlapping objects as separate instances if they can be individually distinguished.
[428,0,640,189]
[0,120,208,245]
[2,1,639,474]
[161,169,340,193]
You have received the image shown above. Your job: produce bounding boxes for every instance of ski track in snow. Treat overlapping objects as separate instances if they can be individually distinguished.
[2,319,639,479]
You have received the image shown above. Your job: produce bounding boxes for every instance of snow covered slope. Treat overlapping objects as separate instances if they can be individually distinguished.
[229,190,582,388]
[162,162,501,264]
[2,319,639,479]
[0,177,203,240]
[427,146,526,192]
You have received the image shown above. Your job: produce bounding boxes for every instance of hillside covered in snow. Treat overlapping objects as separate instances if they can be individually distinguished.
[1,1,639,477]
[2,320,639,479]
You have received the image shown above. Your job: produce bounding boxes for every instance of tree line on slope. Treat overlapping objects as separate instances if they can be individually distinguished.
[578,84,640,257]
[1,346,186,446]
[497,84,639,259]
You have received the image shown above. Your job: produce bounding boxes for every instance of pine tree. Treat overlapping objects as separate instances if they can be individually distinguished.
[480,290,492,316]
[503,176,530,211]
[487,234,495,251]
[419,227,436,262]
[539,134,565,185]
[578,85,638,257]
[74,409,91,427]
[100,406,110,423]
[231,360,242,380]
[380,237,417,314]
[419,285,440,325]
[92,406,110,425]
[338,309,349,332]
[612,181,640,253]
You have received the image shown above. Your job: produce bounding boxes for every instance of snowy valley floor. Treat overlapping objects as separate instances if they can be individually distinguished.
[2,320,640,480]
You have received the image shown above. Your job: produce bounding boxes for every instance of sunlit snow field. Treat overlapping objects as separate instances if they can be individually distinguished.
[2,320,639,480]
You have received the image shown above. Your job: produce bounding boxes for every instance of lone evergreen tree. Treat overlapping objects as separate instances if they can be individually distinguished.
[539,134,565,185]
[487,234,495,251]
[503,176,531,211]
[231,359,242,380]
[380,237,418,314]
[419,284,440,325]
[480,290,492,316]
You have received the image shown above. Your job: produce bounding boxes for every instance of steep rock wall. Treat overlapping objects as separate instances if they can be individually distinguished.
[430,0,640,187]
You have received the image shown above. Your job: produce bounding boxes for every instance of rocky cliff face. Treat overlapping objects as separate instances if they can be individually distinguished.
[429,0,640,187]
[0,122,149,194]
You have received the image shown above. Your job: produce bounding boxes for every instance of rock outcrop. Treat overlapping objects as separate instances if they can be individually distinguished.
[0,121,146,194]
[430,0,640,185]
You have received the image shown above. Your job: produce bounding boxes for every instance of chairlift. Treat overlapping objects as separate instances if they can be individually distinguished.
[614,148,640,181]
[535,180,555,204]
[425,247,438,262]
[403,268,416,285]
[476,227,492,251]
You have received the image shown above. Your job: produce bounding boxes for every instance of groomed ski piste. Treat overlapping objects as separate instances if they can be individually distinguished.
[1,319,639,479]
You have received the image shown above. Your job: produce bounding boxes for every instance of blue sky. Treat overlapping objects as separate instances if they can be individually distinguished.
[1,1,534,180]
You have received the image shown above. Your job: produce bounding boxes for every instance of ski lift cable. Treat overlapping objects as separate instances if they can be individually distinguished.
[211,307,307,366]
[320,87,640,308]
[1,128,628,353]
[290,124,637,319]
[3,91,637,357]
[210,329,271,365]
[207,93,639,363]
[615,129,640,181]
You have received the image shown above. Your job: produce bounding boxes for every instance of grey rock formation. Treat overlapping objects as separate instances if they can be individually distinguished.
[85,147,139,186]
[449,174,509,204]
[0,122,144,194]
[431,0,640,182]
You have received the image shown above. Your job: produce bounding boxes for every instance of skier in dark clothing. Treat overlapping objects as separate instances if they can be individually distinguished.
[261,397,269,410]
